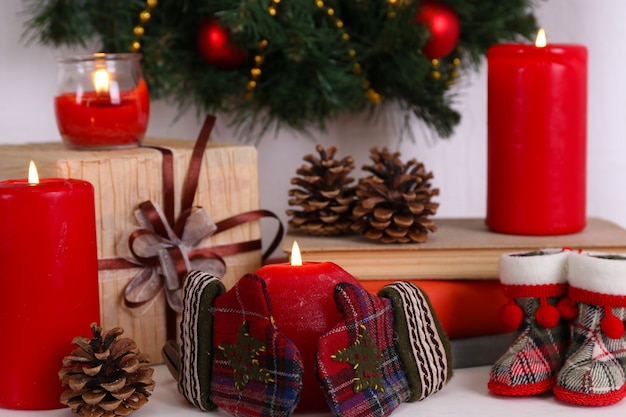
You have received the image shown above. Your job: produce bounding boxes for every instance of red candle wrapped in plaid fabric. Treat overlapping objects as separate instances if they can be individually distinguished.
[167,242,454,417]
[254,242,361,412]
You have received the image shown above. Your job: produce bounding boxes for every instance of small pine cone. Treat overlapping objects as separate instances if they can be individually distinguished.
[351,147,439,243]
[287,145,356,235]
[59,323,155,417]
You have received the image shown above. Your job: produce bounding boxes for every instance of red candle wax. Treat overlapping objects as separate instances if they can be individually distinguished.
[0,178,100,410]
[255,261,361,413]
[486,38,587,235]
[54,78,150,149]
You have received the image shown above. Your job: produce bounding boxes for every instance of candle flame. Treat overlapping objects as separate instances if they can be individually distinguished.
[28,160,39,184]
[535,28,547,48]
[93,68,111,95]
[290,241,302,266]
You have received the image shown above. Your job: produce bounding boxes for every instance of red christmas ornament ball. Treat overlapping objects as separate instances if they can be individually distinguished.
[414,0,461,60]
[197,19,246,69]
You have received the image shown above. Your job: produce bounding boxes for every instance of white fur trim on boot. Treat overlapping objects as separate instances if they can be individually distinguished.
[568,252,626,296]
[500,248,570,286]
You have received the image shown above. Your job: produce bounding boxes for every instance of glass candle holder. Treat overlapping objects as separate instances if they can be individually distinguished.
[54,53,150,150]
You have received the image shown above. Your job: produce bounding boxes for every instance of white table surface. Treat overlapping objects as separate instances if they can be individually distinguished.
[3,364,625,416]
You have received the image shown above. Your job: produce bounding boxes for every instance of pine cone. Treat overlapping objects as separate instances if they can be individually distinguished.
[59,323,155,417]
[287,145,356,235]
[351,147,439,243]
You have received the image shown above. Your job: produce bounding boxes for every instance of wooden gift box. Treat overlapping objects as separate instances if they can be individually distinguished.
[0,139,261,363]
[284,218,626,340]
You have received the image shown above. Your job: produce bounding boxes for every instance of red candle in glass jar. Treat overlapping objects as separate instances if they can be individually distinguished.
[54,53,150,150]
[486,29,587,235]
[0,162,100,410]
[254,242,361,413]
[55,78,149,149]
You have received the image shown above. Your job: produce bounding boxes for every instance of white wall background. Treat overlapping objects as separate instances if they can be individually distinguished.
[2,0,625,255]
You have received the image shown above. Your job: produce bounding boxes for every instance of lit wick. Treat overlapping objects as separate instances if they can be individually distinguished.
[28,160,39,185]
[93,68,111,96]
[290,241,302,266]
[535,28,547,48]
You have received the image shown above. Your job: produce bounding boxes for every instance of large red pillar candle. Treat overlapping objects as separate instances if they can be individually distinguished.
[0,166,100,410]
[254,252,361,413]
[486,29,587,235]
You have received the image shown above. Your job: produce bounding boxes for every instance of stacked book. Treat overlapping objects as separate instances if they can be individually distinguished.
[283,217,626,368]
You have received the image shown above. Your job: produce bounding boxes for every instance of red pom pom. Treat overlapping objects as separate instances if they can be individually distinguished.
[501,302,523,330]
[535,304,560,328]
[601,313,624,339]
[556,297,579,321]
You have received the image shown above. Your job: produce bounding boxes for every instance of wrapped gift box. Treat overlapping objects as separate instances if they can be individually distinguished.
[0,138,261,363]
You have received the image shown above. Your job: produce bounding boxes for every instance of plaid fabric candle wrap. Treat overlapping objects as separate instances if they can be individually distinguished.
[211,274,304,417]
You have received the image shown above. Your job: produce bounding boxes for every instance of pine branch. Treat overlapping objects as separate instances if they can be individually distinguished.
[21,0,539,140]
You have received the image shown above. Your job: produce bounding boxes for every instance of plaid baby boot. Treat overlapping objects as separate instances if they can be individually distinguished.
[554,252,626,406]
[211,274,304,417]
[488,249,573,396]
[316,282,451,417]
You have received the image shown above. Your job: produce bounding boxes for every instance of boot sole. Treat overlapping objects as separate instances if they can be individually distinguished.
[554,384,626,406]
[488,377,555,396]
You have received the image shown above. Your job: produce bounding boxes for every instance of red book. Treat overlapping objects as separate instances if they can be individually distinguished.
[360,279,509,340]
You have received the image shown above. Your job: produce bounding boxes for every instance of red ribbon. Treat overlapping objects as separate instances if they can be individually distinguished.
[98,114,284,340]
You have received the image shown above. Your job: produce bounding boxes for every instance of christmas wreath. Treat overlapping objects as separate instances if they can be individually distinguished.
[23,0,538,138]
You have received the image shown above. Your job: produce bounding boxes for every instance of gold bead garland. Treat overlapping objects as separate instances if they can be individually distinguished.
[431,48,462,85]
[268,0,279,16]
[386,0,413,19]
[313,0,382,104]
[130,0,158,53]
[246,39,268,100]
[245,0,280,100]
[244,0,382,104]
[129,0,458,104]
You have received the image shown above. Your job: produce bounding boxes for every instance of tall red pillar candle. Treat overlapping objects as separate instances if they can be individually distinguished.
[486,29,587,235]
[0,168,100,410]
[254,249,361,413]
